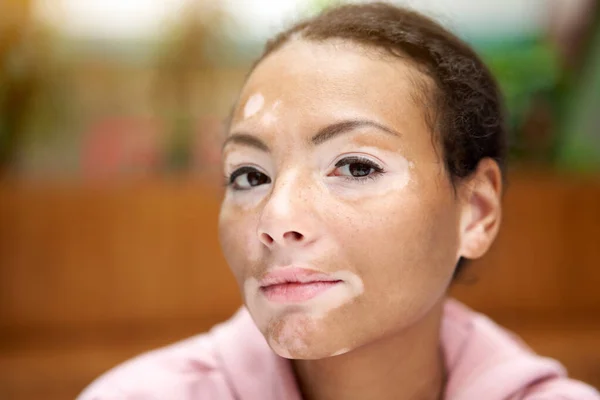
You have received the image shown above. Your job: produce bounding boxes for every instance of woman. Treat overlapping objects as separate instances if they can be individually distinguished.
[80,3,600,399]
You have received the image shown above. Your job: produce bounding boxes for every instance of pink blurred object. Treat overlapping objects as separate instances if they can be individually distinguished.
[81,117,163,179]
[192,116,223,173]
[78,299,600,399]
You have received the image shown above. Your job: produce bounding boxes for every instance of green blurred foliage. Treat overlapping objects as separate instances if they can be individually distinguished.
[477,38,561,131]
[556,14,600,172]
[0,5,70,173]
[475,37,562,161]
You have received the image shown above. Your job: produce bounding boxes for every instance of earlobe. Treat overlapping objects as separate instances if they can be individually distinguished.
[457,158,503,260]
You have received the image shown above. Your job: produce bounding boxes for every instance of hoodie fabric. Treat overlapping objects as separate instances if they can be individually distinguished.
[78,299,599,399]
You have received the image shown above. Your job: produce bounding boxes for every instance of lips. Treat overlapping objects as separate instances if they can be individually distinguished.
[259,267,342,303]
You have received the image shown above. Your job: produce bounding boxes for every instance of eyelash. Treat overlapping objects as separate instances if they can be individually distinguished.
[224,166,266,190]
[224,156,385,190]
[334,156,385,183]
[227,166,254,182]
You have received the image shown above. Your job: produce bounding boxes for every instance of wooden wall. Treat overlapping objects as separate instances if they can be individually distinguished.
[1,171,599,399]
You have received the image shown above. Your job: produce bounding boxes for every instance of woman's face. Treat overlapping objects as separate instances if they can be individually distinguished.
[219,39,466,359]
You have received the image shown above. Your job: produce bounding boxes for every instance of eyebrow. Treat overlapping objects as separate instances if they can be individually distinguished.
[310,119,400,146]
[222,133,270,152]
[223,119,400,152]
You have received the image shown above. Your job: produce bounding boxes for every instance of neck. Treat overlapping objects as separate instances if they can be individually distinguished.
[292,300,446,400]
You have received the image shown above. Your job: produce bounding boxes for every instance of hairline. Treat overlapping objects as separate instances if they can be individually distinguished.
[240,35,447,173]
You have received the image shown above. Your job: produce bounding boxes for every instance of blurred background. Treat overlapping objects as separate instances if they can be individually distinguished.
[1,0,599,398]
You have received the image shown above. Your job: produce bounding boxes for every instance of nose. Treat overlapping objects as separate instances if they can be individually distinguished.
[259,230,305,247]
[257,175,318,249]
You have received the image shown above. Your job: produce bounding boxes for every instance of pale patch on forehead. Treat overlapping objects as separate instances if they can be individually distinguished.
[260,99,281,126]
[243,93,265,119]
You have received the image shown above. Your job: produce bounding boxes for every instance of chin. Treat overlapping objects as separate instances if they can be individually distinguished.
[268,339,352,360]
[261,311,355,360]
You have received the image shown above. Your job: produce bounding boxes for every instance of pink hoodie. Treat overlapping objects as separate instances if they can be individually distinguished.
[78,299,599,399]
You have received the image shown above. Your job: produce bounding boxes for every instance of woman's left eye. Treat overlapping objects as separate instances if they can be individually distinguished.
[331,156,384,180]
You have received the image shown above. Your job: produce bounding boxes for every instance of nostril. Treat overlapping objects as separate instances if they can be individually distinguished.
[260,233,274,245]
[283,231,303,241]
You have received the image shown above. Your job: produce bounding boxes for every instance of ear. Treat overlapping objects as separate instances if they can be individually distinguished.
[457,158,503,260]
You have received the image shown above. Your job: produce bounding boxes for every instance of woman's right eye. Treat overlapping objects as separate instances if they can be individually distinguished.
[228,167,271,190]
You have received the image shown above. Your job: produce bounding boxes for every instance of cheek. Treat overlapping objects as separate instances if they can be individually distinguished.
[218,202,262,283]
[329,183,459,310]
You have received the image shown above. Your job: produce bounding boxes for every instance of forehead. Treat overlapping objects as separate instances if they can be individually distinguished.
[232,39,429,129]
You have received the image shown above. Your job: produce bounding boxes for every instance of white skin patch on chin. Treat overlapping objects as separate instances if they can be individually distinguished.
[244,271,364,358]
[268,313,315,359]
[330,348,350,357]
[243,93,265,119]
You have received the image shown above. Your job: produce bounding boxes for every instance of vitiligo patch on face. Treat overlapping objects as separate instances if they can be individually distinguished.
[268,313,314,359]
[260,100,281,126]
[327,146,413,200]
[330,348,350,357]
[243,93,265,119]
[244,269,364,359]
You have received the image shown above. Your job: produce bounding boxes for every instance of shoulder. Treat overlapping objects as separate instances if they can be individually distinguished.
[77,332,231,400]
[519,377,600,399]
[442,299,600,400]
[77,308,259,400]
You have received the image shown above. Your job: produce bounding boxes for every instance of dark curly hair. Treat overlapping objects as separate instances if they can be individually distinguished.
[247,2,508,277]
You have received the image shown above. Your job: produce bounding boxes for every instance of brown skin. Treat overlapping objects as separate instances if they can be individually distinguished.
[218,39,502,400]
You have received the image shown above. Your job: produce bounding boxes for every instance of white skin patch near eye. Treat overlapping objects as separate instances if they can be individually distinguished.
[221,150,273,210]
[315,144,414,200]
[243,93,265,119]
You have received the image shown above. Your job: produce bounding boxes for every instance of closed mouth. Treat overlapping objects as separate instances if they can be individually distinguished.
[258,267,343,303]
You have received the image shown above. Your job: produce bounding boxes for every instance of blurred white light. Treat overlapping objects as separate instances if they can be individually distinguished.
[33,0,563,42]
[395,0,549,37]
[222,0,552,42]
[223,0,303,40]
[34,0,190,40]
